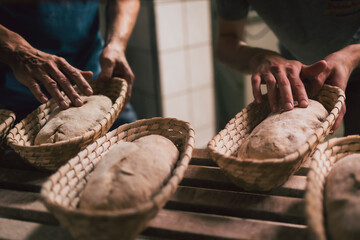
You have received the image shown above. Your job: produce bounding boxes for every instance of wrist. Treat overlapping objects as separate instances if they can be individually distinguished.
[343,44,360,70]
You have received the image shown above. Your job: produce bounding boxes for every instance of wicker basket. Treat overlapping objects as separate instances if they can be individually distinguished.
[305,135,360,240]
[207,84,345,191]
[0,109,16,144]
[6,77,127,171]
[41,117,195,240]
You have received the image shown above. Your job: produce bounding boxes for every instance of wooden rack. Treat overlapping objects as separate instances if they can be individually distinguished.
[0,148,309,240]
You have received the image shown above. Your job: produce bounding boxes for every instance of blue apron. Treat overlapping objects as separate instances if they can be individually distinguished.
[0,1,137,125]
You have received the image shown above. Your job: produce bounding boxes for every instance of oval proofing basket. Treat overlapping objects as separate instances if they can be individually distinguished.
[7,77,127,171]
[41,117,195,240]
[305,135,360,240]
[207,84,345,191]
[0,109,16,144]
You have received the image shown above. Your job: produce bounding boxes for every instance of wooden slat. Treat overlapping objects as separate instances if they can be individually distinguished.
[0,217,72,240]
[0,189,58,225]
[182,165,306,198]
[166,186,305,225]
[145,209,307,240]
[0,168,49,192]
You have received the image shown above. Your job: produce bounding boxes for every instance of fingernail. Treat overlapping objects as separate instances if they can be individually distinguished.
[272,104,280,112]
[85,88,93,96]
[60,100,69,109]
[299,99,308,107]
[74,98,83,107]
[284,102,293,111]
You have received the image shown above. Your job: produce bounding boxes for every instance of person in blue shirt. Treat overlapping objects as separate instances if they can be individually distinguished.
[215,0,360,135]
[0,0,139,127]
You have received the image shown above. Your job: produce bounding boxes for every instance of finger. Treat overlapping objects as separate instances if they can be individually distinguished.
[98,57,115,89]
[287,68,308,108]
[331,102,346,133]
[263,74,279,112]
[80,70,93,80]
[45,63,84,107]
[36,72,69,109]
[113,63,135,105]
[251,73,263,103]
[271,67,293,111]
[301,60,327,80]
[26,78,48,103]
[57,58,93,96]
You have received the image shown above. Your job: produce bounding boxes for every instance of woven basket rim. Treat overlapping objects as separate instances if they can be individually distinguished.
[0,109,16,127]
[6,77,127,149]
[305,134,360,240]
[40,117,195,218]
[208,84,345,164]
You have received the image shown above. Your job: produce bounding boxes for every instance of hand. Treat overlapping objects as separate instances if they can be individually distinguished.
[250,53,327,112]
[9,46,94,109]
[97,42,134,107]
[308,47,357,133]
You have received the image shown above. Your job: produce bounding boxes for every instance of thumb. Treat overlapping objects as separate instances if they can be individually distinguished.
[301,60,327,80]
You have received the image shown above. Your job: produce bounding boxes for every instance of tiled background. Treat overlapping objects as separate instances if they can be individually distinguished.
[121,0,215,148]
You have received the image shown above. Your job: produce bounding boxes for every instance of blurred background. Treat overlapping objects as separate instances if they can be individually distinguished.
[100,0,343,148]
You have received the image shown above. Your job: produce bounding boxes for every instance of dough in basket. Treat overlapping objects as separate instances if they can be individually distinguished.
[34,95,112,145]
[79,134,179,210]
[325,153,360,240]
[237,99,328,159]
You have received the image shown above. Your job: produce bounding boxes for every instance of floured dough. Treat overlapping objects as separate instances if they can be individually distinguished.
[325,153,360,240]
[79,134,179,210]
[34,95,112,145]
[237,100,328,159]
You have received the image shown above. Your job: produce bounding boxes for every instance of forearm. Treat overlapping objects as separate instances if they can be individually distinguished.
[215,34,280,74]
[0,24,32,66]
[341,43,360,70]
[105,0,140,49]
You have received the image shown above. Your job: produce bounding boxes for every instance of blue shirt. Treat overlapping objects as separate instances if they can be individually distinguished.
[0,1,103,110]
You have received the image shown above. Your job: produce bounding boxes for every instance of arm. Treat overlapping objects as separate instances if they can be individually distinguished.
[309,43,360,132]
[215,17,327,113]
[0,24,93,109]
[98,0,140,106]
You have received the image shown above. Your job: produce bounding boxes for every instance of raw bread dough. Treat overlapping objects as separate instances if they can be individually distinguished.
[237,100,328,159]
[325,153,360,240]
[79,134,179,210]
[34,95,112,145]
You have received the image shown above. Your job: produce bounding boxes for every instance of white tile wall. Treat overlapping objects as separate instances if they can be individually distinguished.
[159,50,187,96]
[162,93,192,124]
[154,1,185,51]
[188,45,213,89]
[184,0,211,45]
[195,126,215,148]
[155,0,215,148]
[191,86,215,130]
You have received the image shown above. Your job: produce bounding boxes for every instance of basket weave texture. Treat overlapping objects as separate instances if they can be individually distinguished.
[6,77,127,171]
[305,135,360,240]
[207,84,345,191]
[41,117,195,240]
[0,109,15,144]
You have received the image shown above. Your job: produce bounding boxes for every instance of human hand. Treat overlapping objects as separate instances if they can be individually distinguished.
[250,53,327,112]
[308,47,358,132]
[9,46,93,109]
[97,42,134,108]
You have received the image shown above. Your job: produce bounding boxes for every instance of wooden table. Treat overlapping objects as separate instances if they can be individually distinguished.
[0,148,309,240]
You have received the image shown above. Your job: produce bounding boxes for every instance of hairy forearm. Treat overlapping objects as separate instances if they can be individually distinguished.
[342,43,360,70]
[0,24,31,66]
[105,0,140,49]
[215,34,280,74]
